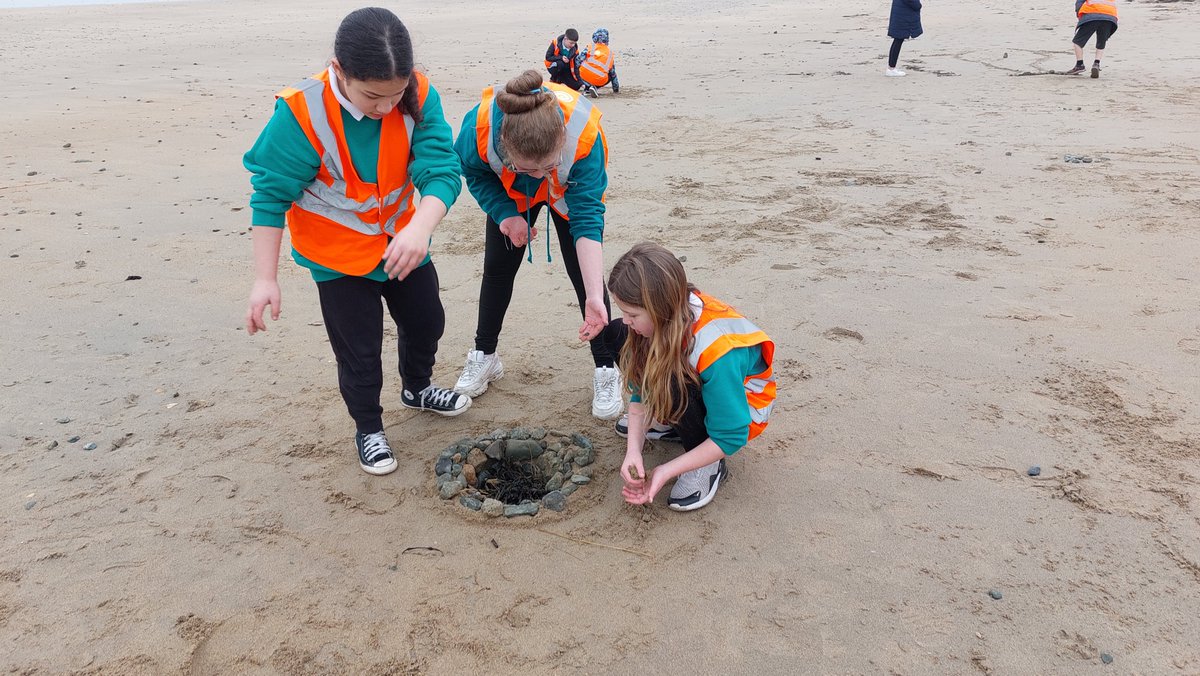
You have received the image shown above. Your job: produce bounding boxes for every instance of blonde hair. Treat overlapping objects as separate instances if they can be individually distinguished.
[608,242,700,425]
[496,70,565,163]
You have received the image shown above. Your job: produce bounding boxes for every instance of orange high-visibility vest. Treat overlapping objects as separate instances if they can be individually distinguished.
[1078,0,1117,19]
[544,39,563,70]
[275,69,429,276]
[579,44,614,86]
[688,292,776,441]
[473,83,607,219]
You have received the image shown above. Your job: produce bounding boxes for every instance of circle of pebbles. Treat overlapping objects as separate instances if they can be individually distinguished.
[434,427,595,518]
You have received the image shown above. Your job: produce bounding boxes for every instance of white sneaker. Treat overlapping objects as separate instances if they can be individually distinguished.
[592,366,622,419]
[885,68,907,77]
[454,350,503,397]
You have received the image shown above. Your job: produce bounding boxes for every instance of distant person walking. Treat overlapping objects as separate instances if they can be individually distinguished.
[1067,0,1118,78]
[886,0,923,77]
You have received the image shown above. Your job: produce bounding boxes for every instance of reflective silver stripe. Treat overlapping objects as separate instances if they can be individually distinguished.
[750,400,774,423]
[746,376,772,394]
[293,77,345,182]
[687,316,765,369]
[547,93,597,216]
[484,86,507,175]
[381,184,416,233]
[295,191,381,235]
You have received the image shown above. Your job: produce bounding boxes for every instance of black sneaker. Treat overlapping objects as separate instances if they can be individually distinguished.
[1065,64,1086,75]
[356,430,397,476]
[1090,64,1101,79]
[614,413,681,443]
[667,458,727,511]
[402,385,471,417]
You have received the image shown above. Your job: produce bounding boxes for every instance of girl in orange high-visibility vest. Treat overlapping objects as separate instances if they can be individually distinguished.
[244,8,469,477]
[453,70,622,421]
[597,243,776,512]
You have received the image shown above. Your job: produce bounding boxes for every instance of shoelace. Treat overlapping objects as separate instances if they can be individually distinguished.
[460,356,486,381]
[421,386,459,409]
[360,432,391,462]
[594,369,619,401]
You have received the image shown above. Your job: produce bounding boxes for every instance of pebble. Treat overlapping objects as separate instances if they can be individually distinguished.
[56,417,71,424]
[1027,466,1041,477]
[46,440,58,450]
[68,436,80,443]
[570,433,593,451]
[439,480,463,500]
[466,449,487,467]
[504,439,544,461]
[530,427,547,440]
[542,491,567,512]
[561,483,578,496]
[988,589,1003,600]
[82,442,97,451]
[575,450,595,467]
[484,439,505,460]
[504,503,540,517]
[642,512,651,523]
[1100,653,1113,665]
[544,472,564,492]
[462,464,477,487]
[510,427,531,440]
[434,456,453,476]
[570,474,591,485]
[459,496,483,511]
[577,466,594,478]
[25,501,36,510]
[481,498,504,517]
[436,472,454,487]
[1005,151,1012,156]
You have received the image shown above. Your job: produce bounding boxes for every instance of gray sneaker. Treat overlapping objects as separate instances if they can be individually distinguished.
[668,459,728,511]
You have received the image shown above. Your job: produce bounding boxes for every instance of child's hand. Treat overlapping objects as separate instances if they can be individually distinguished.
[578,296,608,341]
[246,279,281,335]
[498,216,535,247]
[622,466,667,505]
[383,225,430,280]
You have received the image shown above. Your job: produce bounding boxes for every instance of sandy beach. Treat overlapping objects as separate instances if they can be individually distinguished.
[2,0,1198,672]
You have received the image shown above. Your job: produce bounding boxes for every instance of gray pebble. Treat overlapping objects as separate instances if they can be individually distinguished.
[988,589,1003,600]
[530,427,547,440]
[1081,157,1093,163]
[434,456,453,476]
[542,491,567,512]
[576,466,594,478]
[561,483,578,496]
[482,499,504,517]
[437,446,456,460]
[570,474,591,485]
[68,436,80,443]
[46,440,59,450]
[1005,151,1012,156]
[439,480,463,500]
[504,503,539,517]
[459,496,483,511]
[56,416,71,424]
[545,472,564,492]
[25,500,36,510]
[436,472,455,487]
[82,442,97,451]
[574,450,595,467]
[510,427,530,440]
[451,463,463,474]
[1100,653,1113,665]
[504,439,543,461]
[484,439,505,460]
[570,433,593,451]
[1027,466,1041,477]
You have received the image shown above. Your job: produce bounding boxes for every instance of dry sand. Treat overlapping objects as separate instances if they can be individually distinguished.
[2,0,1199,673]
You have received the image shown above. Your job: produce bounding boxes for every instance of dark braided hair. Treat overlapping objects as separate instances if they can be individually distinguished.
[333,7,423,124]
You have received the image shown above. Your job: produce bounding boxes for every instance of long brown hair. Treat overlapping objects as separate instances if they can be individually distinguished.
[495,70,564,163]
[608,243,700,425]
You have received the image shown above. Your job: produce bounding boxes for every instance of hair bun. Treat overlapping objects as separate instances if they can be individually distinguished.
[496,69,549,114]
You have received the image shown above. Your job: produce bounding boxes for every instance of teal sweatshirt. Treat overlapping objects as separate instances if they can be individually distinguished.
[632,345,767,456]
[455,101,607,244]
[243,78,462,282]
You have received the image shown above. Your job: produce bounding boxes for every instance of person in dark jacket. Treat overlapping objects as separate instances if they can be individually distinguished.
[544,28,583,91]
[886,0,923,77]
[1067,0,1118,78]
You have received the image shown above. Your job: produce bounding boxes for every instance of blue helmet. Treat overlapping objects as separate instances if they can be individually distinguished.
[592,28,609,44]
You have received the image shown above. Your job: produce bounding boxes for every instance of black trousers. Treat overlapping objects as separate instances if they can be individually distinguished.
[548,63,583,91]
[888,37,905,68]
[474,204,614,367]
[1073,21,1115,50]
[598,319,708,451]
[316,262,445,434]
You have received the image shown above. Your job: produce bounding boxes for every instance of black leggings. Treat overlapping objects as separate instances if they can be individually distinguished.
[1073,21,1115,50]
[598,319,709,452]
[888,37,905,68]
[473,204,614,367]
[317,262,445,434]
